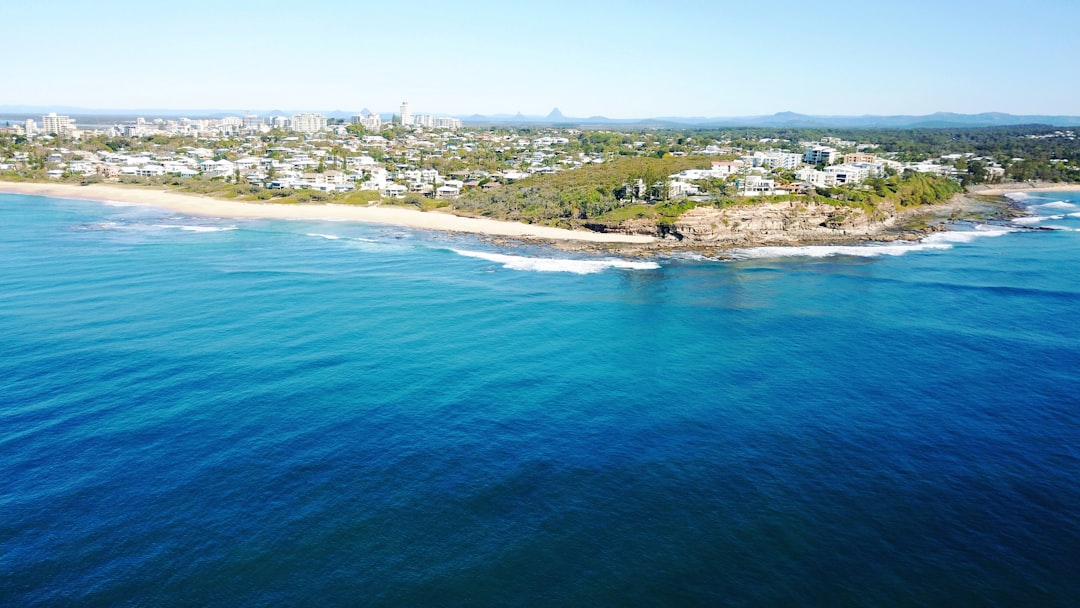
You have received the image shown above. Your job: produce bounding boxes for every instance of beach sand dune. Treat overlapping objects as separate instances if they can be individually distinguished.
[0,181,656,244]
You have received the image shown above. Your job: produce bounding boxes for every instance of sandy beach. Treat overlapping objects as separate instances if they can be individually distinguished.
[0,180,656,244]
[966,182,1080,196]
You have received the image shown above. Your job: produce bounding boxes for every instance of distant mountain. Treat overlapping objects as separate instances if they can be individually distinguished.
[457,111,1080,128]
[3,105,1079,129]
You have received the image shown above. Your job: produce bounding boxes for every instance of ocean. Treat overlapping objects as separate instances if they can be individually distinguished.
[2,191,1079,606]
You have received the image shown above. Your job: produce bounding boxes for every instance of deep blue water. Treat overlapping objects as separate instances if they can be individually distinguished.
[2,192,1079,606]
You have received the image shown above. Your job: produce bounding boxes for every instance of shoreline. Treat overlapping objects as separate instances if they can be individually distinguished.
[0,180,657,245]
[3,179,1069,253]
[965,182,1080,196]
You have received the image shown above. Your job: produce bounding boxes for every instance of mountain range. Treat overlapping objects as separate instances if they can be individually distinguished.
[460,110,1080,129]
[2,106,1079,129]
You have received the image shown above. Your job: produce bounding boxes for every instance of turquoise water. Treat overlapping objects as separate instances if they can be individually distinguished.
[2,192,1079,606]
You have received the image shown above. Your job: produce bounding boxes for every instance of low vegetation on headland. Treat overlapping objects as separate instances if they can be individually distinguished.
[450,155,962,231]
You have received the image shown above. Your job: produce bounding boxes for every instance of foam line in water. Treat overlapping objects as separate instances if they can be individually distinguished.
[306,233,342,240]
[734,225,1019,259]
[1032,201,1078,211]
[1015,213,1049,223]
[922,225,1016,244]
[156,224,237,232]
[1012,216,1060,225]
[732,241,951,259]
[452,249,660,274]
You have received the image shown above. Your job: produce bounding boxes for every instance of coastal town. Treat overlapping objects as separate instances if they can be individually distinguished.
[6,104,1059,200]
[2,105,1078,249]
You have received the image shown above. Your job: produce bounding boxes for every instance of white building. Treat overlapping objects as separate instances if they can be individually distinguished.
[795,167,839,188]
[734,175,776,196]
[290,113,327,134]
[400,101,412,126]
[352,112,382,131]
[668,180,701,198]
[824,162,884,185]
[670,160,745,182]
[743,150,803,171]
[42,113,76,136]
[434,117,462,130]
[804,145,840,165]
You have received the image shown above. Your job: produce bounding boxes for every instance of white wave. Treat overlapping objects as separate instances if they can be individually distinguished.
[1069,212,1080,218]
[101,199,145,207]
[665,251,722,262]
[922,225,1016,244]
[180,225,236,232]
[306,233,342,240]
[154,224,237,232]
[734,225,1019,259]
[1012,215,1065,225]
[1032,201,1079,211]
[732,241,951,259]
[1012,216,1049,225]
[452,249,660,274]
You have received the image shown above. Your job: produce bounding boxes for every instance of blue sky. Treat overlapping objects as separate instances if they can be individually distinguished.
[4,0,1078,117]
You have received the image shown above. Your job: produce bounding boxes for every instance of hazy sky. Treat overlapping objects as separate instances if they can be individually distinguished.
[4,0,1078,117]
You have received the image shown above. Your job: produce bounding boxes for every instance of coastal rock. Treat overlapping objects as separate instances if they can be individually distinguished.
[639,201,902,246]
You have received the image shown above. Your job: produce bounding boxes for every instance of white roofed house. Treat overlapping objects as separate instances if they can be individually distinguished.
[163,161,198,177]
[199,159,236,178]
[734,175,776,196]
[794,167,838,188]
[668,180,701,198]
[137,164,166,177]
[435,184,461,199]
[346,155,379,169]
[824,163,882,185]
[359,167,388,191]
[67,160,96,175]
[234,157,261,173]
[382,183,407,198]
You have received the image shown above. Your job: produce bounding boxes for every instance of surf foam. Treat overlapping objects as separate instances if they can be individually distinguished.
[733,225,1018,259]
[1032,201,1079,211]
[156,224,238,232]
[452,249,660,274]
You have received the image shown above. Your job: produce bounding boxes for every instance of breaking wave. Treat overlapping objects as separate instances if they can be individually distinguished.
[154,224,238,232]
[452,249,660,274]
[1031,201,1079,211]
[733,225,1017,259]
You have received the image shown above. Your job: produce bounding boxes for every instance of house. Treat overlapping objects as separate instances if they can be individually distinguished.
[794,167,838,188]
[435,184,461,199]
[199,159,236,177]
[668,180,700,198]
[382,183,407,198]
[734,175,776,196]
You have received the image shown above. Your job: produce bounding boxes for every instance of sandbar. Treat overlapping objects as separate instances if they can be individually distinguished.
[0,180,656,244]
